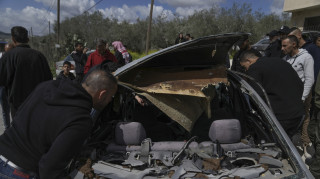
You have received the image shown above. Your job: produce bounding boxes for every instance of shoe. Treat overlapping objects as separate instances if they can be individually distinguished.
[305,157,314,166]
[304,143,315,158]
[291,133,303,156]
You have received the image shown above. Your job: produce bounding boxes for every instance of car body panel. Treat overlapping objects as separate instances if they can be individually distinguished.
[251,37,270,52]
[118,66,227,97]
[114,34,246,132]
[115,33,248,77]
[141,92,208,131]
[302,31,320,42]
[115,33,246,98]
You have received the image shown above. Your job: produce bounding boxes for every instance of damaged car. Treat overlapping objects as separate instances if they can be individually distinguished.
[69,33,313,179]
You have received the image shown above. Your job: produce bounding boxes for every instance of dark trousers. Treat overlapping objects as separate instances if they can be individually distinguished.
[0,87,10,129]
[302,93,312,145]
[279,116,304,138]
[308,111,320,177]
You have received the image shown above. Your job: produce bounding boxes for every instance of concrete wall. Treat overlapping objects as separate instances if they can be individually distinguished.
[284,0,320,12]
[291,9,320,29]
[283,0,320,30]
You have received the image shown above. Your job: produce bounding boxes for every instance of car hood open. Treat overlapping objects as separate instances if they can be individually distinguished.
[114,33,249,131]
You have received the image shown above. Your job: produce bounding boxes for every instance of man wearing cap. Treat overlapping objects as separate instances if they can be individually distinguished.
[265,30,284,58]
[279,25,290,40]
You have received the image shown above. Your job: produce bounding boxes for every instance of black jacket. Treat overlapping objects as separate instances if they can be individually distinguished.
[0,44,53,111]
[114,50,132,67]
[56,71,76,81]
[246,57,304,121]
[175,37,186,44]
[0,80,93,178]
[264,39,284,58]
[71,51,87,74]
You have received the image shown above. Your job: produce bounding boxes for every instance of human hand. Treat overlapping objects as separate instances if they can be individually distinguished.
[83,47,88,54]
[135,95,146,106]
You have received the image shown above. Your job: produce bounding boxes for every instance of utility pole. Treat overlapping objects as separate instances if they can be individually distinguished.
[30,27,33,43]
[145,0,154,55]
[57,0,60,44]
[49,21,51,35]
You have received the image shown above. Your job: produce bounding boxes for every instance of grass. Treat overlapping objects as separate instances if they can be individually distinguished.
[128,49,159,61]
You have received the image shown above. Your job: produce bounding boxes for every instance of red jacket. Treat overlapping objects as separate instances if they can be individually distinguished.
[84,50,117,74]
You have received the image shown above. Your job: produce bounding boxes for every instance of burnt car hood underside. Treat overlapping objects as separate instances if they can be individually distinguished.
[114,33,249,131]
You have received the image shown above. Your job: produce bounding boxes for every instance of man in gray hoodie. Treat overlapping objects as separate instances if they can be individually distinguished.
[282,35,314,101]
[282,35,314,159]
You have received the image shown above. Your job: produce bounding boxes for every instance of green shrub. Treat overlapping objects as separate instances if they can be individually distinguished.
[128,49,159,61]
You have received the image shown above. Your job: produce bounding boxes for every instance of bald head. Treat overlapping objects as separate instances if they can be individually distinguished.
[289,28,304,47]
[289,28,302,36]
[83,70,117,93]
[82,70,118,110]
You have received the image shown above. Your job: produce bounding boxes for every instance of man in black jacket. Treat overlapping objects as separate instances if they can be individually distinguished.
[0,26,53,117]
[71,42,88,83]
[240,49,304,137]
[0,69,118,178]
[264,30,284,58]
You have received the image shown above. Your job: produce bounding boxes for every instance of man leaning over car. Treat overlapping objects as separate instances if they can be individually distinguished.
[239,49,304,138]
[0,69,118,178]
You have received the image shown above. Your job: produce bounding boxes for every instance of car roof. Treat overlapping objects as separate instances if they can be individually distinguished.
[115,33,250,77]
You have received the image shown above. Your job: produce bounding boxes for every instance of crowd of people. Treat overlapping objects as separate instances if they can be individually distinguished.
[233,25,320,177]
[175,32,193,44]
[1,24,320,178]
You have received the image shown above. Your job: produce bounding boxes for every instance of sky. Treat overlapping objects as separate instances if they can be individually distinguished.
[0,0,285,36]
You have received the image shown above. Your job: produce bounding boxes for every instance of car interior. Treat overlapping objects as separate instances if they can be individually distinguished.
[70,72,300,179]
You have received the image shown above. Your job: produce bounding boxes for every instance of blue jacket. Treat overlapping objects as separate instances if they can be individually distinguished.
[302,41,320,80]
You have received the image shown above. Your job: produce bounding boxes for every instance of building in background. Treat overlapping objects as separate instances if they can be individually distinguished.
[283,0,320,31]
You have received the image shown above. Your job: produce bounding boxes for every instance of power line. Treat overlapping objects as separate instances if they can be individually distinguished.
[38,0,57,35]
[40,25,49,35]
[38,0,103,35]
[40,0,56,25]
[82,0,103,14]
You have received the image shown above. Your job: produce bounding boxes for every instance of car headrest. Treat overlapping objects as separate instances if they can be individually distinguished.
[209,119,241,144]
[115,122,147,145]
